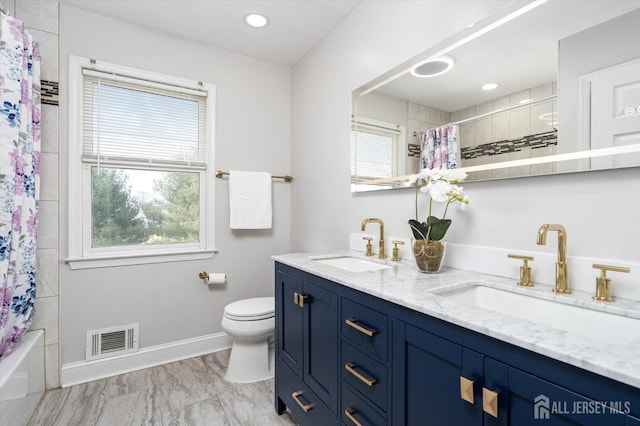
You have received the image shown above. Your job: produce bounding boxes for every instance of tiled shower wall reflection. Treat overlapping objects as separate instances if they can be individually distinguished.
[4,0,60,389]
[407,82,558,180]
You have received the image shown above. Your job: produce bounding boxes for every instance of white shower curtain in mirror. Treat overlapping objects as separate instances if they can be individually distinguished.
[419,124,460,170]
[0,11,41,359]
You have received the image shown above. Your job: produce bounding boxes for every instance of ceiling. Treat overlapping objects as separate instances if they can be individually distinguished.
[60,0,361,65]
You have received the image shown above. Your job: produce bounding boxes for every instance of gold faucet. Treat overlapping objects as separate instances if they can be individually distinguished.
[536,224,570,293]
[361,218,386,259]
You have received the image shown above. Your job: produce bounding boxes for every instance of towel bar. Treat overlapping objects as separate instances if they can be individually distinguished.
[215,170,293,182]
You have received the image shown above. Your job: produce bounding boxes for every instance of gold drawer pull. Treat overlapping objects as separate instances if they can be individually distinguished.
[294,292,299,305]
[291,391,314,413]
[345,407,363,426]
[345,318,377,337]
[460,376,475,404]
[345,362,377,387]
[483,388,499,418]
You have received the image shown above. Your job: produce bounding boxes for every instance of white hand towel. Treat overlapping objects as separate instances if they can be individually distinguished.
[229,170,272,229]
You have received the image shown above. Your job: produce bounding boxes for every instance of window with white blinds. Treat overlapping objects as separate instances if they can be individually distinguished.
[351,120,402,181]
[82,69,207,169]
[67,56,216,268]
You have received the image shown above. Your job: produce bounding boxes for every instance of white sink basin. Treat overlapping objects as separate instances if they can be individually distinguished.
[309,255,393,272]
[435,285,640,345]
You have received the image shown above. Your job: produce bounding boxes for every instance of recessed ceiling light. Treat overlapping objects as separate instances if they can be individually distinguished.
[244,13,269,28]
[410,56,455,78]
[481,83,499,91]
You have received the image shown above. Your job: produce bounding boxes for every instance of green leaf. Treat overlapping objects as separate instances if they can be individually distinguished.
[426,216,451,241]
[408,219,428,240]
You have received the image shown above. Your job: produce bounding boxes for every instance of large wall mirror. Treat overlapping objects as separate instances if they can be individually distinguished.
[351,0,640,192]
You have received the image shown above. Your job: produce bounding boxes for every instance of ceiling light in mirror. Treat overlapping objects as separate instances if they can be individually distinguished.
[410,56,454,78]
[481,83,499,91]
[244,13,269,28]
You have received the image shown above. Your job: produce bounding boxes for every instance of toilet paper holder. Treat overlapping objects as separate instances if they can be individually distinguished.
[198,271,227,285]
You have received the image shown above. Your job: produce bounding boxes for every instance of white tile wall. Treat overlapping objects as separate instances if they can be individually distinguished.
[36,248,58,298]
[40,105,58,153]
[16,0,59,33]
[31,296,59,345]
[29,28,58,81]
[456,82,558,179]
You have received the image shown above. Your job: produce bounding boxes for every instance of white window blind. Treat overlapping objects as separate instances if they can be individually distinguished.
[82,69,208,169]
[351,123,400,180]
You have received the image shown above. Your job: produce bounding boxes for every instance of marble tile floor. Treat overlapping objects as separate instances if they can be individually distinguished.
[28,349,299,425]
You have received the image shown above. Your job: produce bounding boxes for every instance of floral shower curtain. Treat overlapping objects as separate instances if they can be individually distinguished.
[0,11,41,359]
[419,124,460,170]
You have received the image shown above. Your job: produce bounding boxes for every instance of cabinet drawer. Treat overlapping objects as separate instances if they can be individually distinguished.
[342,298,388,361]
[278,361,336,425]
[342,383,386,426]
[341,341,388,412]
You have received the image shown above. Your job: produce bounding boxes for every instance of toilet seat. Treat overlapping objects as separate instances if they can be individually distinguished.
[224,297,274,321]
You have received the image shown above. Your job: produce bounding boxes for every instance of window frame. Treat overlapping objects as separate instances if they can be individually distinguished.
[351,117,406,191]
[66,56,217,269]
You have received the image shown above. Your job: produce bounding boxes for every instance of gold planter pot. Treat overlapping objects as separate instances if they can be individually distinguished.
[413,239,446,273]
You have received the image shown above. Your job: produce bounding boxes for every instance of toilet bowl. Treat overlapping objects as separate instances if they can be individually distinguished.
[221,297,275,383]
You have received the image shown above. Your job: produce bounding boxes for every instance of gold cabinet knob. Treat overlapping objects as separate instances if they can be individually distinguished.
[460,376,475,404]
[508,254,534,287]
[482,387,499,418]
[592,264,631,302]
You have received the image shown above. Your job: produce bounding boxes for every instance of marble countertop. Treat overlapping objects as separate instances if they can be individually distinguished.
[273,251,640,389]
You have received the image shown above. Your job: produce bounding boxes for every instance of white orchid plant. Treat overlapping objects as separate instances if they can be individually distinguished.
[406,168,470,242]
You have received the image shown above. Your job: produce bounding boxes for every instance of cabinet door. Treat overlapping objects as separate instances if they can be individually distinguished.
[276,270,303,376]
[484,358,627,426]
[392,321,483,426]
[302,278,339,413]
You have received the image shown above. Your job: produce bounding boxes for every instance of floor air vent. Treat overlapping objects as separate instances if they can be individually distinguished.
[86,324,139,361]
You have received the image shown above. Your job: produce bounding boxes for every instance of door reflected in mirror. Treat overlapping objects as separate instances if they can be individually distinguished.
[351,0,640,192]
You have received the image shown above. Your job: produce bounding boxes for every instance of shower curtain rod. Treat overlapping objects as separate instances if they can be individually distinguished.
[413,94,556,136]
[215,170,293,182]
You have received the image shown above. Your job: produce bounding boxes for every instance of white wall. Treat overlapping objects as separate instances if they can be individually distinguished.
[291,2,640,294]
[59,5,291,366]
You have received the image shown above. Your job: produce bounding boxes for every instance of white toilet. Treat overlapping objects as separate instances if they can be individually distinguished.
[221,296,275,383]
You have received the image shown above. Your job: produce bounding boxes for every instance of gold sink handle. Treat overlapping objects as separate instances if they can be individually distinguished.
[362,237,373,256]
[592,264,631,302]
[507,254,534,287]
[392,240,405,262]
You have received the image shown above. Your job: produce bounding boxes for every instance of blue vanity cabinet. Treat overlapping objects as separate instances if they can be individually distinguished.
[391,321,484,425]
[275,264,339,425]
[274,262,640,425]
[392,321,631,425]
[484,357,630,426]
[628,416,640,425]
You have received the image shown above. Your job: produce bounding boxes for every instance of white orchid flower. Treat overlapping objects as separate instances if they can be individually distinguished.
[426,180,451,202]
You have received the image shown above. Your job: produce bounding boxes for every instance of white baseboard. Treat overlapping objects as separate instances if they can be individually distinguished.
[61,332,232,388]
